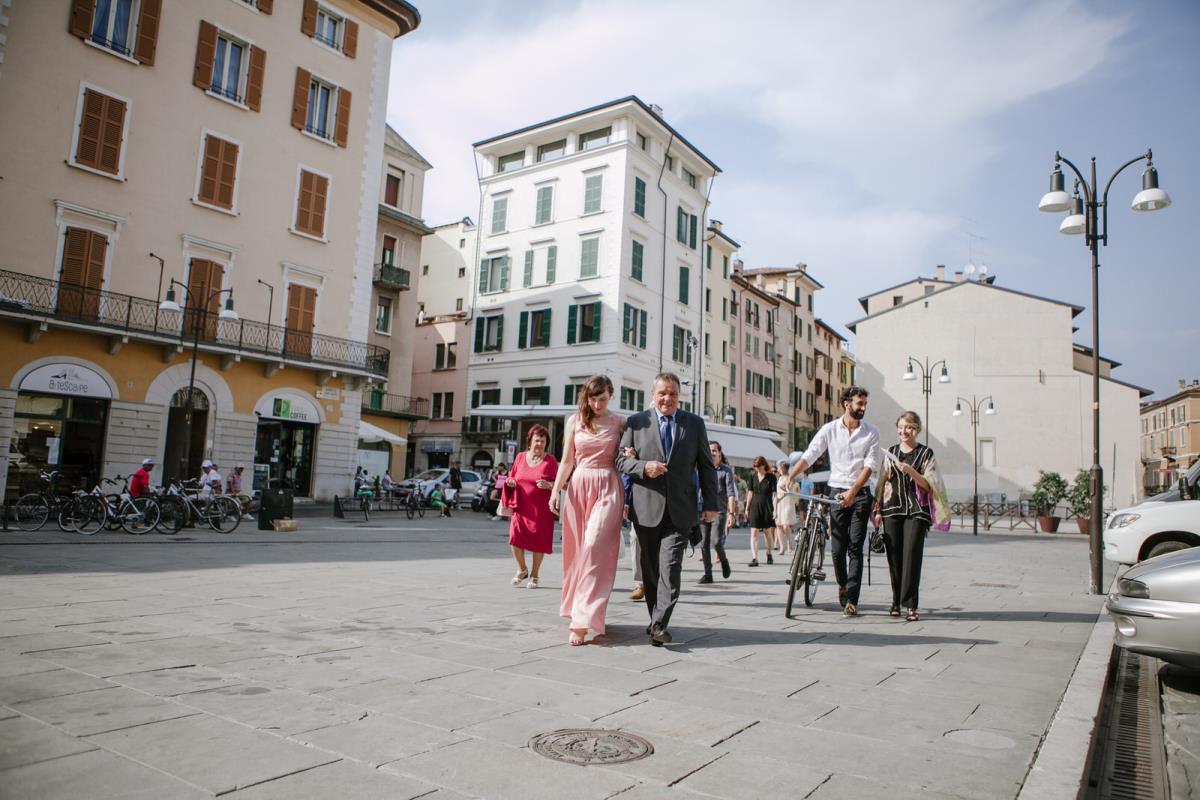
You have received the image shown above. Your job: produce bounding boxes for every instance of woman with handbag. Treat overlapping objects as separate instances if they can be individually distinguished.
[502,426,558,589]
[773,459,799,558]
[487,464,508,520]
[874,411,937,621]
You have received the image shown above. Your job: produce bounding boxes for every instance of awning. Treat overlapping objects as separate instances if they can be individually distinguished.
[470,404,579,419]
[358,420,406,446]
[702,423,787,469]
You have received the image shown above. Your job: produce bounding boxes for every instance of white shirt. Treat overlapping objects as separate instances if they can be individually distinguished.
[199,470,222,495]
[800,417,881,490]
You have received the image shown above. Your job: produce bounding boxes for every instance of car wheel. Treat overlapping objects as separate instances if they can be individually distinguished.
[1145,539,1193,560]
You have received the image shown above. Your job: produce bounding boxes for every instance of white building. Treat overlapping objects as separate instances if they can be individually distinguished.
[849,272,1151,508]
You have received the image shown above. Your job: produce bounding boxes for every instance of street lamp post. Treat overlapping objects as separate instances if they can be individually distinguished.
[902,356,950,444]
[1038,150,1171,594]
[954,395,996,536]
[257,278,274,328]
[159,281,238,481]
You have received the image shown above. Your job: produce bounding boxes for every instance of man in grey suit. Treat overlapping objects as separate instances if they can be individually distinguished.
[617,372,720,646]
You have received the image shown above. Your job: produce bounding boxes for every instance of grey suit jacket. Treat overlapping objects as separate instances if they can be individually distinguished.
[616,408,720,529]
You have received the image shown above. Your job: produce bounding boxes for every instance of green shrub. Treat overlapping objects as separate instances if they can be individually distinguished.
[1031,470,1069,516]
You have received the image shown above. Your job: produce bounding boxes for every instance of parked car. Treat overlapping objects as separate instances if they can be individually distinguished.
[1107,546,1200,670]
[1103,461,1200,565]
[395,469,483,506]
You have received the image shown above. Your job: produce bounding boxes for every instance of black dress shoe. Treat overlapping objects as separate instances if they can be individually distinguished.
[766,553,774,565]
[650,625,672,646]
[720,559,731,579]
[747,559,759,567]
[697,574,714,584]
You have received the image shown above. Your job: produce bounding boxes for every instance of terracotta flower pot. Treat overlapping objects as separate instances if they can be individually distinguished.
[1075,517,1090,535]
[1037,515,1061,533]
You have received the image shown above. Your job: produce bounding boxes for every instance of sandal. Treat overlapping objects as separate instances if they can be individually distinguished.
[526,576,539,589]
[511,570,529,586]
[906,609,919,622]
[889,605,901,617]
[569,629,586,646]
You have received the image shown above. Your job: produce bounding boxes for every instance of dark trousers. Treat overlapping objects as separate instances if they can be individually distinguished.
[883,515,928,609]
[634,522,688,630]
[700,512,728,577]
[829,490,872,605]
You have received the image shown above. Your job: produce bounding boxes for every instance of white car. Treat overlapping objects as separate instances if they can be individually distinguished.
[1107,546,1200,670]
[1104,462,1200,565]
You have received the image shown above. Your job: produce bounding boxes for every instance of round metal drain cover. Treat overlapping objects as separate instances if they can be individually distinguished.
[529,729,653,766]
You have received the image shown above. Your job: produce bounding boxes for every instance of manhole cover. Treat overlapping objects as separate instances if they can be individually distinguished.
[529,729,653,766]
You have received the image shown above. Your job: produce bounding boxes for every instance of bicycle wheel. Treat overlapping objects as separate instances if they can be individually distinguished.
[785,528,807,618]
[103,495,122,531]
[121,497,160,534]
[416,503,425,519]
[208,496,241,533]
[155,496,186,534]
[12,494,49,532]
[803,522,826,608]
[361,496,370,521]
[406,503,414,520]
[68,496,105,535]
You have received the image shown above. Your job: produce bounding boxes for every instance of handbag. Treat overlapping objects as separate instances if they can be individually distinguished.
[499,504,513,518]
[869,526,886,554]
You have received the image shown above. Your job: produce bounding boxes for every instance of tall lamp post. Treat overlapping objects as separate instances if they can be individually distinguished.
[1037,150,1171,594]
[902,356,950,444]
[953,395,995,536]
[159,281,238,481]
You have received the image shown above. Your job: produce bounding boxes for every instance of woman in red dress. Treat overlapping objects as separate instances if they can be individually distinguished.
[502,424,559,589]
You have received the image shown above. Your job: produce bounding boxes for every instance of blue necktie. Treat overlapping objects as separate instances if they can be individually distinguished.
[660,414,673,460]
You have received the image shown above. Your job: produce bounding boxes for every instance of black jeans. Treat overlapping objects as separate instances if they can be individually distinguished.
[634,523,688,630]
[700,512,728,576]
[883,515,928,609]
[829,490,872,605]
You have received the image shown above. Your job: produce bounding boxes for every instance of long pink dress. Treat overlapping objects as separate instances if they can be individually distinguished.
[504,451,558,554]
[559,414,623,635]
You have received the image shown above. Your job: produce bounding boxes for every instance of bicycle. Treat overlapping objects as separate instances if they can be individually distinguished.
[784,493,838,617]
[71,476,161,535]
[11,470,76,532]
[154,479,241,534]
[355,484,374,521]
[402,487,426,520]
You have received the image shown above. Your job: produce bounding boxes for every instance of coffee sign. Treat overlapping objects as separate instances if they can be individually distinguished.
[255,392,321,423]
[20,363,112,399]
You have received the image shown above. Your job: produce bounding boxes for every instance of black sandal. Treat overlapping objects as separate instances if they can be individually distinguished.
[889,605,901,617]
[906,609,919,622]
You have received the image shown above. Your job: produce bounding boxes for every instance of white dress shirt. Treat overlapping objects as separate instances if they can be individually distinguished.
[800,417,881,490]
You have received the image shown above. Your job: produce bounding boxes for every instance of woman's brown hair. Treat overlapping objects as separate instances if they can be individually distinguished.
[896,411,923,434]
[577,374,614,432]
[752,455,768,470]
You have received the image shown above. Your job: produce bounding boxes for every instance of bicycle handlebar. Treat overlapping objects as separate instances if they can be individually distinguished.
[781,491,840,506]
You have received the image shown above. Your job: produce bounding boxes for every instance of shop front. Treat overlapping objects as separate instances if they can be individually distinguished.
[253,392,322,497]
[6,363,112,499]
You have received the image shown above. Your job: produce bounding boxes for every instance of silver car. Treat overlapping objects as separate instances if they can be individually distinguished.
[395,468,483,505]
[1107,546,1200,669]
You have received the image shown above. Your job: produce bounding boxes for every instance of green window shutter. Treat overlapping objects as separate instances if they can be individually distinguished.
[706,244,712,269]
[499,256,510,291]
[535,185,552,225]
[591,301,601,342]
[639,309,647,348]
[478,259,489,293]
[580,238,598,278]
[584,174,602,214]
[631,240,643,281]
[546,245,557,283]
[564,385,574,405]
[679,266,689,304]
[676,207,686,242]
[494,315,504,350]
[523,250,533,287]
[474,317,484,352]
[634,177,646,217]
[622,303,631,344]
[471,389,480,408]
[518,311,528,349]
[671,327,679,361]
[566,304,577,344]
[539,386,550,405]
[689,214,698,249]
[512,387,522,404]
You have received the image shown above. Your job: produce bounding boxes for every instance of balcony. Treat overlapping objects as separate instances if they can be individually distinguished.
[373,263,411,290]
[462,415,510,440]
[0,268,390,378]
[362,390,428,419]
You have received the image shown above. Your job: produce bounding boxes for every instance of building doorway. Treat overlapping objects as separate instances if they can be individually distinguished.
[163,388,209,486]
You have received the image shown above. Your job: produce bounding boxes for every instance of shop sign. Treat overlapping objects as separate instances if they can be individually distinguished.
[315,387,340,401]
[420,439,456,454]
[20,363,112,399]
[255,392,321,423]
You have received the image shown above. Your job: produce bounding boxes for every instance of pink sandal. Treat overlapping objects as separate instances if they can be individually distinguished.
[568,629,587,646]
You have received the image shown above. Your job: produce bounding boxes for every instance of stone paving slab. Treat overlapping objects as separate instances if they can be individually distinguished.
[13,684,199,735]
[0,748,211,799]
[222,759,449,799]
[0,713,97,769]
[293,714,468,766]
[178,682,367,735]
[0,666,114,704]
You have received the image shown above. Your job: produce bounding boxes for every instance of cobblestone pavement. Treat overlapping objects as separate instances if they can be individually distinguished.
[0,516,1105,799]
[1161,664,1200,799]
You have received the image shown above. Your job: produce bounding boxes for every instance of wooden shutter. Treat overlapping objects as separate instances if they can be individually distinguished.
[517,311,528,350]
[343,19,358,58]
[193,21,218,90]
[333,88,351,148]
[473,318,484,352]
[291,68,311,130]
[284,284,317,357]
[512,388,522,405]
[256,0,273,13]
[546,246,556,284]
[301,0,318,37]
[57,227,105,319]
[540,309,552,347]
[186,259,224,340]
[199,136,238,209]
[216,140,239,209]
[639,308,647,348]
[523,250,533,287]
[591,302,602,342]
[309,173,328,236]
[75,89,125,175]
[97,95,126,175]
[498,255,509,291]
[245,46,266,112]
[134,0,161,65]
[69,0,95,39]
[566,305,577,345]
[477,259,489,294]
[295,170,328,237]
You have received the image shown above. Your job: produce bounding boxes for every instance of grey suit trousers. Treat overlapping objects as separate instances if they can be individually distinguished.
[634,522,687,630]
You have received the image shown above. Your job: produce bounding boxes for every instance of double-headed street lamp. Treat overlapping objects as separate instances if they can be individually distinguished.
[902,356,950,444]
[954,395,995,536]
[1038,150,1171,594]
[159,280,238,481]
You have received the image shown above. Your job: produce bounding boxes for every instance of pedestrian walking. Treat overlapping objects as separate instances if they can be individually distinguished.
[502,425,559,589]
[130,458,154,497]
[698,441,736,583]
[487,464,508,520]
[746,456,776,566]
[550,375,625,646]
[774,459,799,558]
[620,473,645,600]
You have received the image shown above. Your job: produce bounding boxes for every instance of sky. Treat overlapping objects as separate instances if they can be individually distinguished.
[386,0,1199,400]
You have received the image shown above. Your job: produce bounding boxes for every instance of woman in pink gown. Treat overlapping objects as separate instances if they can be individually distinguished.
[501,425,558,589]
[549,375,624,646]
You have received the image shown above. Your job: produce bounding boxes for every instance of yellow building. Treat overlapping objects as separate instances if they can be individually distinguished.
[0,0,420,501]
[1141,380,1200,496]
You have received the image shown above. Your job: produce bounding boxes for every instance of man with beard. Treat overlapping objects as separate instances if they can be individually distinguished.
[788,386,880,617]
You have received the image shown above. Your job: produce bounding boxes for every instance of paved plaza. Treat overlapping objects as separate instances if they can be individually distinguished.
[0,516,1106,799]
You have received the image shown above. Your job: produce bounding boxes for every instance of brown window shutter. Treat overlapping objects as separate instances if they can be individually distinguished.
[285,284,316,356]
[342,19,358,58]
[217,141,239,209]
[193,20,218,90]
[199,135,220,205]
[301,0,318,37]
[310,174,328,236]
[333,88,351,148]
[256,0,273,13]
[245,46,266,112]
[186,259,224,339]
[295,170,313,233]
[134,0,162,65]
[58,227,105,318]
[69,0,95,39]
[97,95,127,175]
[291,68,311,131]
[75,90,105,169]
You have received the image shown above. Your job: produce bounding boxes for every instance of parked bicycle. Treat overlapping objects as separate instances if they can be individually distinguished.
[154,479,241,534]
[784,493,838,617]
[10,470,76,532]
[402,486,426,520]
[70,476,161,535]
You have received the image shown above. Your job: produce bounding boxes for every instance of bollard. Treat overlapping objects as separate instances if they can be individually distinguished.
[333,495,344,519]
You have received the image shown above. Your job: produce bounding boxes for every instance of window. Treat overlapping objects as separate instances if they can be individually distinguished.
[518,308,552,348]
[623,303,648,349]
[808,294,813,312]
[580,238,599,278]
[672,326,691,365]
[683,168,697,189]
[744,332,751,354]
[722,340,728,363]
[490,196,508,234]
[431,392,454,419]
[56,226,108,320]
[583,174,603,214]
[455,298,463,311]
[664,154,675,171]
[385,172,403,206]
[535,185,553,225]
[306,77,334,139]
[730,364,736,388]
[498,151,524,173]
[477,255,509,294]
[704,333,710,356]
[678,265,689,305]
[620,387,646,411]
[579,126,611,150]
[705,288,711,313]
[79,0,160,61]
[706,245,712,270]
[722,298,728,321]
[634,177,646,217]
[537,139,565,162]
[459,238,466,248]
[568,302,601,344]
[631,240,644,281]
[457,267,466,278]
[435,342,457,369]
[375,296,392,333]
[893,295,903,307]
[422,265,429,276]
[301,0,358,56]
[71,87,128,177]
[195,133,240,211]
[723,254,729,278]
[194,24,265,111]
[291,68,351,146]
[636,132,648,151]
[676,207,687,244]
[380,235,396,265]
[294,168,329,238]
[513,386,550,405]
[473,314,504,352]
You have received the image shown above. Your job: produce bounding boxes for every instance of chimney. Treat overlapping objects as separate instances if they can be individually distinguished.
[733,258,744,273]
[649,103,664,118]
[755,274,765,288]
[1182,379,1188,390]
[710,219,722,231]
[954,270,964,283]
[796,262,807,273]
[936,264,946,281]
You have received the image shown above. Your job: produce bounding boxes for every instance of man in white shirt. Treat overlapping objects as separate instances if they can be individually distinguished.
[198,459,222,496]
[788,386,881,616]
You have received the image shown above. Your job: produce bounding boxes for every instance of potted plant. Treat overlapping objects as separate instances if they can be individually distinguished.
[1030,470,1069,533]
[1069,469,1092,534]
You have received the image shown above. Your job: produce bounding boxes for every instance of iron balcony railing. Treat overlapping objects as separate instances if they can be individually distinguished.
[0,268,389,376]
[362,390,428,418]
[373,263,411,289]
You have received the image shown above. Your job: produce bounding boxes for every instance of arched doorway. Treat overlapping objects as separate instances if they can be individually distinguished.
[163,387,209,485]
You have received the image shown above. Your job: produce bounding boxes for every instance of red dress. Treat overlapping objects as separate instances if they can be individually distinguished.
[504,451,559,554]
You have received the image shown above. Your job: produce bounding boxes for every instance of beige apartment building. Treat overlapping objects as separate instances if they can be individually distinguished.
[701,220,737,424]
[1140,380,1200,495]
[0,0,420,501]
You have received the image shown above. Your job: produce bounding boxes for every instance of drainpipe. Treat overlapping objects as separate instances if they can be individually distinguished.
[696,173,716,415]
[656,134,676,373]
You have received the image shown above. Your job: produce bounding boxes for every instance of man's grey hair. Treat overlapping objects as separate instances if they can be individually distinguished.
[653,371,681,389]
